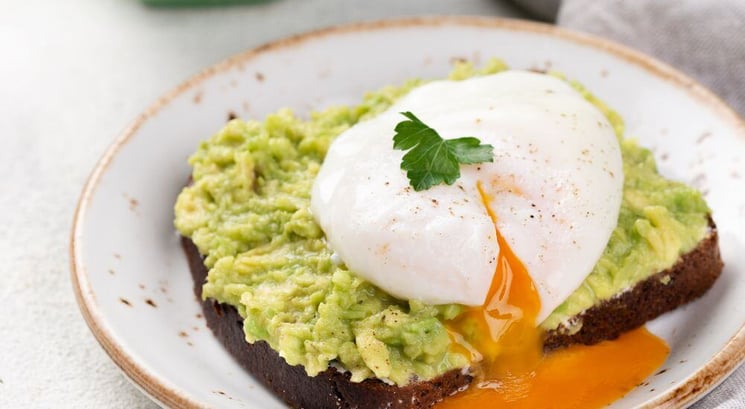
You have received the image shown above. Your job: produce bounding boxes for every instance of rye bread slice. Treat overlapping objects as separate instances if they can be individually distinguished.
[183,237,471,409]
[544,224,723,350]
[182,223,722,408]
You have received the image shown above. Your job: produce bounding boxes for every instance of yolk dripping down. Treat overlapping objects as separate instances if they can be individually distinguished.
[439,183,670,409]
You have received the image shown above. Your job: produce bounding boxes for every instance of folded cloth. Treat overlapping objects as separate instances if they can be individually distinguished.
[511,1,745,407]
[514,0,745,116]
[558,0,745,117]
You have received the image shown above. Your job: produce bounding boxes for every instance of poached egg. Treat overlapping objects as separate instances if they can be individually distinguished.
[311,70,623,323]
[310,70,670,408]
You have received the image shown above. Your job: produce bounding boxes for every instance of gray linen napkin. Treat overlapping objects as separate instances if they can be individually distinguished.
[511,1,745,407]
[515,0,745,116]
[557,1,745,117]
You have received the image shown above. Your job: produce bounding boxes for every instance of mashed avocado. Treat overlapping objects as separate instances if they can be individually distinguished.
[174,60,710,385]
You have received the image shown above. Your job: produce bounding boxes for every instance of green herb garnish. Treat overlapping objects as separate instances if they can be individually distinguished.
[393,111,494,191]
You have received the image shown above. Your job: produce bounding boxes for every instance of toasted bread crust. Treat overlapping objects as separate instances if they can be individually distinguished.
[183,223,722,408]
[183,237,471,409]
[544,225,723,350]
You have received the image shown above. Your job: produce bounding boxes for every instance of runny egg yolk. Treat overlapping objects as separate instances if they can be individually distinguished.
[439,183,670,409]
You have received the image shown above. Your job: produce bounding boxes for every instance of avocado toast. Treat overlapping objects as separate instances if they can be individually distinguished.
[174,61,723,408]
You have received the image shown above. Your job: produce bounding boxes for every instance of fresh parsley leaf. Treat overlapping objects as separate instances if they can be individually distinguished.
[393,112,494,191]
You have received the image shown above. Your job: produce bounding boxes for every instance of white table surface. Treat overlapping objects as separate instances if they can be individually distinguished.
[4,1,743,408]
[0,1,528,408]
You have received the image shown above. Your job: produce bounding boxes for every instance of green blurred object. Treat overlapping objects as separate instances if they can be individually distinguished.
[143,0,272,6]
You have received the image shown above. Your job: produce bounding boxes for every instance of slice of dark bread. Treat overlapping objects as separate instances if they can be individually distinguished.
[544,224,722,350]
[182,223,722,409]
[183,237,472,409]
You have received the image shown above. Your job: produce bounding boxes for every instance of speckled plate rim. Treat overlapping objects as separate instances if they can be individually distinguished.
[70,16,745,409]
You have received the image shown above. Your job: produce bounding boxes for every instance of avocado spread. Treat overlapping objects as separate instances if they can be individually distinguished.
[174,60,710,385]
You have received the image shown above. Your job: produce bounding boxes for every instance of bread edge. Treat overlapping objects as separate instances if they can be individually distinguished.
[183,236,472,409]
[544,222,723,349]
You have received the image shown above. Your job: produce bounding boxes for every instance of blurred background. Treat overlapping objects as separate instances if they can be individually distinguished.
[1,1,743,408]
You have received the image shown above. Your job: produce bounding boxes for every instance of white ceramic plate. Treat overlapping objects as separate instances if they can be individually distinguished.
[71,17,745,409]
